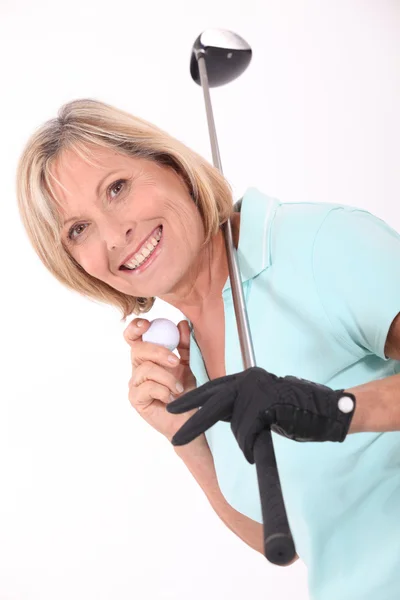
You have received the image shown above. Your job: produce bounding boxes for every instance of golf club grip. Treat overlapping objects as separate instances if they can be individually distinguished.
[253,430,296,566]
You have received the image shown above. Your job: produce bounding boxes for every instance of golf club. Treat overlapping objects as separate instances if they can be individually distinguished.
[190,29,296,566]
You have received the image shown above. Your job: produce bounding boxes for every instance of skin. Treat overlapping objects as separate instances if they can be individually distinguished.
[51,146,271,557]
[53,146,233,322]
[52,145,239,441]
[51,145,400,563]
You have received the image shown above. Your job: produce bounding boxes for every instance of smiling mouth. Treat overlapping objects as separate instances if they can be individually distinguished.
[119,226,163,271]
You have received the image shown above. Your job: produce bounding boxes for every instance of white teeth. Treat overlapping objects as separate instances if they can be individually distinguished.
[122,227,162,270]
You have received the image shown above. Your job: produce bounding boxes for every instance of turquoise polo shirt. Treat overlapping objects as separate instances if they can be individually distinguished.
[189,188,400,600]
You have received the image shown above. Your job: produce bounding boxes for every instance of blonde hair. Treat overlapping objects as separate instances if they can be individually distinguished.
[16,99,234,319]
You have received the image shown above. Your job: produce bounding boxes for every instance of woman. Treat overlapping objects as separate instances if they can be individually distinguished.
[17,99,400,600]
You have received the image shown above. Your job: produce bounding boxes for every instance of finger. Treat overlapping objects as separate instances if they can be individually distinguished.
[130,341,180,369]
[132,361,184,395]
[170,391,233,445]
[123,318,151,344]
[129,379,174,409]
[167,377,234,413]
[176,320,190,362]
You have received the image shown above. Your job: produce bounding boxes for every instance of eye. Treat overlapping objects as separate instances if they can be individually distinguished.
[67,223,87,241]
[66,179,127,243]
[108,179,126,199]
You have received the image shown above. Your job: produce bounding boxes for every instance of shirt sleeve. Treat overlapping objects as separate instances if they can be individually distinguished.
[312,206,400,360]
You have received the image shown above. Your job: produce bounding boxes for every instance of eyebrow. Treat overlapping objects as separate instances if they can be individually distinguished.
[62,170,121,228]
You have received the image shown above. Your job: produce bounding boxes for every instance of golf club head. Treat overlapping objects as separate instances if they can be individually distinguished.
[190,29,252,88]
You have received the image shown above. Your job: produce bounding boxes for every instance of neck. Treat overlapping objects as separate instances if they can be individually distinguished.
[160,214,240,324]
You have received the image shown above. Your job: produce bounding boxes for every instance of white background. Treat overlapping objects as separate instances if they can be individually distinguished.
[1,1,399,599]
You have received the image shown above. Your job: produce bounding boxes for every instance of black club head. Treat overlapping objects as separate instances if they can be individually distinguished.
[190,29,252,88]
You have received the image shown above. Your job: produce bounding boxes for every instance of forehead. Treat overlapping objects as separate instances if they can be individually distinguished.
[52,145,131,190]
[50,145,136,216]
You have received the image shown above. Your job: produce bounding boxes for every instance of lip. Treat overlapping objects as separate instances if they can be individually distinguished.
[125,232,163,275]
[119,225,162,268]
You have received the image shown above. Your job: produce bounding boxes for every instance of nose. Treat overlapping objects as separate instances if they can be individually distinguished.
[103,221,135,251]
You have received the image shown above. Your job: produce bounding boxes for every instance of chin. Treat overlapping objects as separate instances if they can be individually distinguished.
[111,253,192,299]
[143,272,189,299]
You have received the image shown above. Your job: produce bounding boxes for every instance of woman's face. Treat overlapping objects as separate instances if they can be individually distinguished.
[53,146,205,298]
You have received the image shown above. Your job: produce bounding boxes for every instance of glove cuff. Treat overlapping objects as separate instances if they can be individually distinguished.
[333,390,357,442]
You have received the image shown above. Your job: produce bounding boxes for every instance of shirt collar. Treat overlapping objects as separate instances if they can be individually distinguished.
[223,187,280,293]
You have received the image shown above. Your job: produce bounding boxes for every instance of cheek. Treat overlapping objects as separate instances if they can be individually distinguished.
[168,202,205,250]
[75,244,106,279]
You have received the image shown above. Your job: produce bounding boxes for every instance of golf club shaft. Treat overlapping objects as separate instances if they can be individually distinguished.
[197,52,256,367]
[196,51,296,566]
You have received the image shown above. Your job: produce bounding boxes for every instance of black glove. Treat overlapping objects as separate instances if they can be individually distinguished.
[167,367,356,463]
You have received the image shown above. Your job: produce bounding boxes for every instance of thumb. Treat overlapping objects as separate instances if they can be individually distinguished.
[123,318,151,345]
[177,320,191,363]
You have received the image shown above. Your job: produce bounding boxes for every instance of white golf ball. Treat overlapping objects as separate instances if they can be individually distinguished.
[142,318,180,351]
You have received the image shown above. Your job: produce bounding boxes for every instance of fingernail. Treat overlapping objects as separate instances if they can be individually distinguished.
[176,382,184,394]
[169,394,175,403]
[168,355,179,364]
[136,320,143,328]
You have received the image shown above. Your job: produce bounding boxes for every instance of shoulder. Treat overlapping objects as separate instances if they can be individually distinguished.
[312,205,400,266]
[267,201,349,265]
[239,188,347,255]
[272,202,400,256]
[239,188,399,273]
[272,201,350,237]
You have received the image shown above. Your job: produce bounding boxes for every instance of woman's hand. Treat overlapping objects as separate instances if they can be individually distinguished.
[168,367,356,462]
[124,318,197,442]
